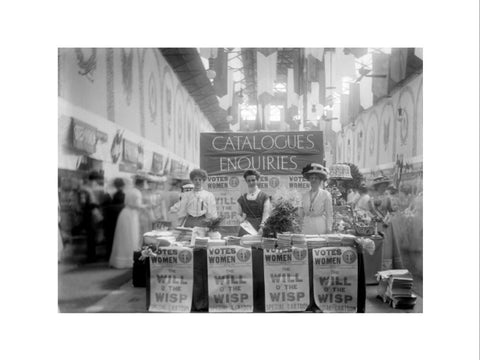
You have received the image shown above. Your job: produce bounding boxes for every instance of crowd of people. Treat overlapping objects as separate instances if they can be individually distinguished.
[62,164,422,271]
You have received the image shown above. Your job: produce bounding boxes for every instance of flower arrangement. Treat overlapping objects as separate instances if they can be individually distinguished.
[139,244,158,261]
[202,216,224,232]
[262,187,302,238]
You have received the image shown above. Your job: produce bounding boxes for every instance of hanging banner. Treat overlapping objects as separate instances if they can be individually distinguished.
[263,247,310,312]
[71,118,97,154]
[148,247,194,312]
[123,139,138,164]
[151,152,164,174]
[207,246,253,312]
[200,131,324,176]
[312,246,358,313]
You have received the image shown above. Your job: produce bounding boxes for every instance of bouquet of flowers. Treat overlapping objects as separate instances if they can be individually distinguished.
[262,187,302,238]
[202,216,224,232]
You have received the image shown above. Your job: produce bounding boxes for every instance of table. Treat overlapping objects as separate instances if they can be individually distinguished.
[136,244,366,313]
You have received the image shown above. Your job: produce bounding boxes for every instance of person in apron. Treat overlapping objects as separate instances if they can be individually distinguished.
[236,169,271,236]
[299,163,333,235]
[177,169,217,228]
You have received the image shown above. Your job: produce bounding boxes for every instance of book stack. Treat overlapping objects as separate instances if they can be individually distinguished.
[193,236,209,248]
[208,239,226,247]
[172,227,193,244]
[240,234,262,248]
[225,236,241,246]
[291,234,306,247]
[276,233,292,248]
[305,235,327,249]
[262,237,277,249]
[376,270,417,309]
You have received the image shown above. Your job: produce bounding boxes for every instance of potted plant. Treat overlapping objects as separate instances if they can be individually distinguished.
[203,216,224,239]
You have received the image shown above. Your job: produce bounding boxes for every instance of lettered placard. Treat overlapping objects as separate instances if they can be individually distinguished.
[149,247,194,312]
[207,246,253,312]
[312,246,358,313]
[263,247,310,312]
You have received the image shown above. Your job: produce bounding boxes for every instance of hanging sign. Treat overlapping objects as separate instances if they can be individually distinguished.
[263,247,310,312]
[200,131,324,176]
[148,247,194,312]
[151,152,164,174]
[71,118,97,154]
[123,139,138,164]
[207,246,253,312]
[312,246,358,313]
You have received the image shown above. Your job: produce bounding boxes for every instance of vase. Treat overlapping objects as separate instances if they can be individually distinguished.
[208,231,221,240]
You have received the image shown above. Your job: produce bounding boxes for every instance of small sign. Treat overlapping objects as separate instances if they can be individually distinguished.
[312,246,358,313]
[148,247,194,312]
[207,246,254,312]
[72,118,97,154]
[263,247,310,312]
[123,139,138,164]
[151,152,164,174]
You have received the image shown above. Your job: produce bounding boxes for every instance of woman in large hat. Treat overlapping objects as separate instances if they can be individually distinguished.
[368,175,404,270]
[298,163,333,235]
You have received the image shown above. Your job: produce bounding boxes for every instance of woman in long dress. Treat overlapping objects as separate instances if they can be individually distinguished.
[109,187,144,269]
[299,163,333,235]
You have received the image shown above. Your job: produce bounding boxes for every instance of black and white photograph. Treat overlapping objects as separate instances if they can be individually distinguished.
[1,1,478,360]
[57,47,424,314]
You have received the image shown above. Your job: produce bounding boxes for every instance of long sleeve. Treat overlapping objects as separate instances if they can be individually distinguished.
[324,191,333,232]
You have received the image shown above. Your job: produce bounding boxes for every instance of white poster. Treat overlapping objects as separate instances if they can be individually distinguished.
[207,246,254,312]
[148,247,194,313]
[263,247,310,312]
[208,174,310,228]
[312,246,358,313]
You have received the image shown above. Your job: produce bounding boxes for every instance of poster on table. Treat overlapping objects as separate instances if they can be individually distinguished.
[312,246,358,313]
[200,131,324,230]
[148,247,194,313]
[207,246,254,312]
[263,247,310,312]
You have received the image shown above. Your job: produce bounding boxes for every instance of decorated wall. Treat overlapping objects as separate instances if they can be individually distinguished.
[58,48,215,178]
[335,73,423,173]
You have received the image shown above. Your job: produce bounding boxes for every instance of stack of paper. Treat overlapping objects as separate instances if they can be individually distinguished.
[172,227,193,243]
[276,233,292,248]
[208,239,226,247]
[262,237,277,249]
[305,236,327,249]
[225,236,241,246]
[193,236,209,248]
[240,234,262,248]
[376,270,417,309]
[291,234,306,246]
[143,230,176,247]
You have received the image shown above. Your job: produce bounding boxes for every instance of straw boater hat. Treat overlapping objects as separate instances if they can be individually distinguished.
[302,163,329,180]
[371,175,391,186]
[182,183,194,190]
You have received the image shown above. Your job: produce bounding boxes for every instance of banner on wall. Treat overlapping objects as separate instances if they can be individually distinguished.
[263,247,310,312]
[200,131,324,176]
[312,246,358,313]
[148,247,194,313]
[71,118,97,154]
[151,152,164,174]
[207,246,254,312]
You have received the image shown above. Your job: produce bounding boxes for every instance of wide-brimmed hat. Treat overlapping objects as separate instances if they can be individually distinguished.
[371,176,391,186]
[302,163,329,180]
[182,183,194,190]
